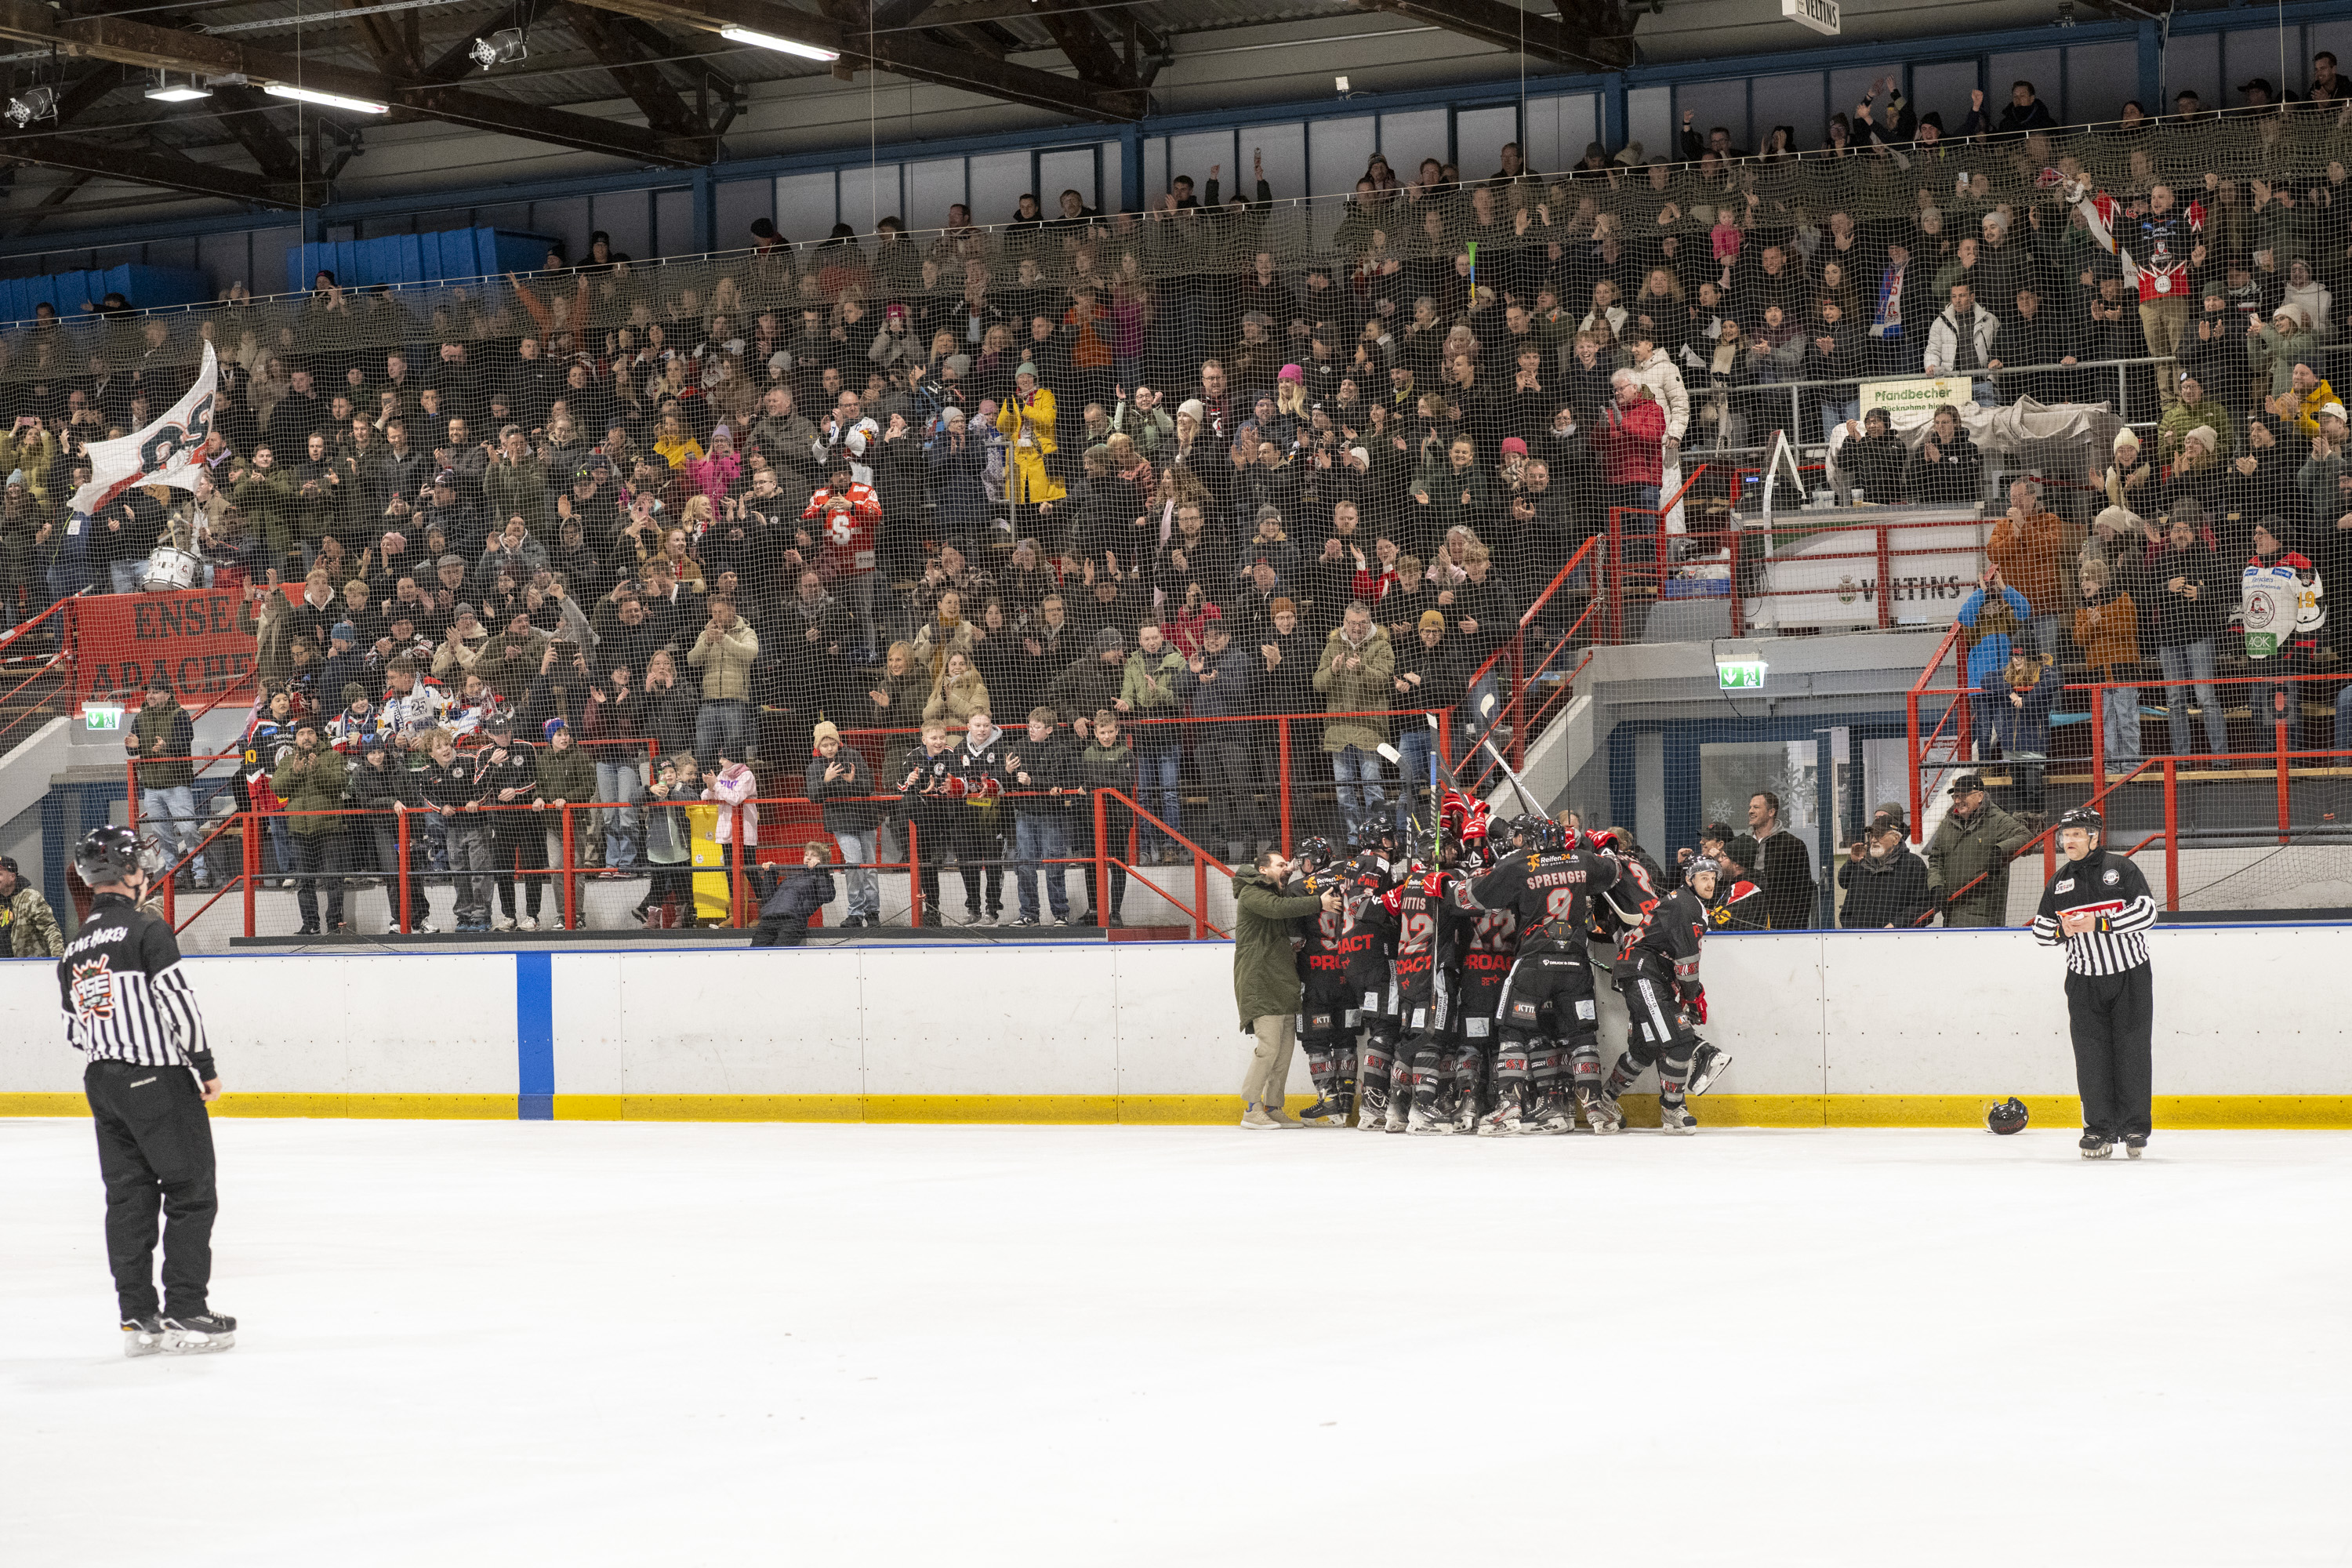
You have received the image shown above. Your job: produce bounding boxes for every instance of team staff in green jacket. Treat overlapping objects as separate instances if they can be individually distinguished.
[1232,848,1342,1130]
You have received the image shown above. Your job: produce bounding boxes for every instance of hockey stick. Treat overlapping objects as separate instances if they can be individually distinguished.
[1474,692,1544,817]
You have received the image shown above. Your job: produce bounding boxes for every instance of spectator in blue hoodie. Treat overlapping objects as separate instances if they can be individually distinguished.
[1956,567,2031,759]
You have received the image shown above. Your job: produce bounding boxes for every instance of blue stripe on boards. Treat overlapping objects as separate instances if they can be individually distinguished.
[515,950,554,1120]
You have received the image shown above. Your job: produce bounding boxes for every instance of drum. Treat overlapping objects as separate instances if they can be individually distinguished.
[145,546,201,590]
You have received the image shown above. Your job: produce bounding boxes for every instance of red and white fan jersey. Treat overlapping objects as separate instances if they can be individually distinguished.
[802,482,880,575]
[2071,185,2205,303]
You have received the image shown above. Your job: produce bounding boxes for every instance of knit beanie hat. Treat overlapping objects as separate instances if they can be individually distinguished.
[812,720,841,746]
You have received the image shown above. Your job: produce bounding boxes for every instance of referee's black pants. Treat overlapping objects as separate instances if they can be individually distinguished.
[84,1059,218,1320]
[2066,964,2154,1141]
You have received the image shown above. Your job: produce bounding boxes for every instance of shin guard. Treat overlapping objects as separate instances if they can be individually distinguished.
[1357,1033,1394,1128]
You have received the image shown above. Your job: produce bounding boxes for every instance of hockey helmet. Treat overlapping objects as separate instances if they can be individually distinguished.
[2055,805,2103,837]
[73,823,165,888]
[1684,855,1721,881]
[1986,1097,2031,1136]
[1294,836,1337,872]
[1528,818,1571,854]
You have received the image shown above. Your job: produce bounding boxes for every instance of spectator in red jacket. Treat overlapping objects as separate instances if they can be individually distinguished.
[1592,369,1667,568]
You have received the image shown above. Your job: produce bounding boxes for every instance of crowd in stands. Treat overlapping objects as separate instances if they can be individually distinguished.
[12,62,2352,932]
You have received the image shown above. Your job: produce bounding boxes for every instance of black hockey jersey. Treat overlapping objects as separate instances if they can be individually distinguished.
[475,739,539,834]
[1467,847,1625,954]
[901,744,961,800]
[1704,877,1766,931]
[1381,868,1468,982]
[414,752,489,812]
[953,728,1011,799]
[1622,884,1710,1008]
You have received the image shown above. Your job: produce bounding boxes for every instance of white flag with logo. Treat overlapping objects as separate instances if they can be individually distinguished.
[68,342,220,516]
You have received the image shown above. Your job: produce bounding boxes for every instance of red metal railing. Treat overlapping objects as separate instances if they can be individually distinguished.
[1910,666,2352,920]
[0,590,84,754]
[1904,620,1968,842]
[156,782,1249,942]
[836,706,1457,860]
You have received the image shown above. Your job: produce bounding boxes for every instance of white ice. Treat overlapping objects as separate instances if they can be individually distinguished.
[4,1120,2348,1566]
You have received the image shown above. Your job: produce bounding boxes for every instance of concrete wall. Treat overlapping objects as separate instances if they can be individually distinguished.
[6,929,2348,1125]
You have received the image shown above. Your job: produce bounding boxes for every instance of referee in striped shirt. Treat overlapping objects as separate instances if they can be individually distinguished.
[60,824,236,1355]
[2031,806,2158,1160]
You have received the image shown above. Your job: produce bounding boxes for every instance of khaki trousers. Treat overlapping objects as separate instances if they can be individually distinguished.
[2138,296,2190,408]
[1240,1013,1298,1109]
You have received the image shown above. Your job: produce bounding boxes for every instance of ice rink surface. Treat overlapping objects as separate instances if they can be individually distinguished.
[4,1119,2349,1567]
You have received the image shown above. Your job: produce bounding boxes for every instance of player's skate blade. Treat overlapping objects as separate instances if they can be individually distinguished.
[1658,1102,1696,1134]
[2080,1134,2113,1159]
[162,1312,237,1353]
[2123,1134,2147,1160]
[121,1316,165,1358]
[1584,1094,1624,1134]
[1298,1095,1350,1126]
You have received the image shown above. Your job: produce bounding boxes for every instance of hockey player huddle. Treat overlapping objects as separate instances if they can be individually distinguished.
[1282,791,1744,1136]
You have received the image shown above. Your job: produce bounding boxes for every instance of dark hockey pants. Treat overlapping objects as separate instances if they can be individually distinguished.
[85,1058,218,1320]
[1610,962,1698,1105]
[1496,947,1602,1105]
[2067,964,2154,1140]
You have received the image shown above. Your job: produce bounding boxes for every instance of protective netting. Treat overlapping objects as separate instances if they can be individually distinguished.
[9,103,2352,935]
[7,105,2352,381]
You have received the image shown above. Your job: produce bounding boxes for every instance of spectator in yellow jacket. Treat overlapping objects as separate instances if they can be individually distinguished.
[995,365,1065,516]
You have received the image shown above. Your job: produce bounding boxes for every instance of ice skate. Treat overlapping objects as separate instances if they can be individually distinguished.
[1658,1099,1697,1134]
[1686,1042,1733,1097]
[1584,1090,1624,1134]
[1405,1075,1453,1135]
[161,1312,237,1353]
[1526,1089,1577,1134]
[1475,1084,1526,1137]
[1405,1103,1454,1135]
[121,1315,165,1358]
[1384,1063,1414,1131]
[2123,1134,2147,1160]
[2079,1133,2113,1159]
[1299,1092,1352,1127]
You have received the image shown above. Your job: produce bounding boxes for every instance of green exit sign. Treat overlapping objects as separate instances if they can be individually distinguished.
[1717,660,1767,690]
[84,703,126,732]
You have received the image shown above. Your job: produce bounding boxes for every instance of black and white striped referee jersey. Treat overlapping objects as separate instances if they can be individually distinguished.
[2030,848,2158,976]
[56,891,216,1076]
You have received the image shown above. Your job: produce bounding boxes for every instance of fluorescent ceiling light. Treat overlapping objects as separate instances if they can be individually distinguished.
[263,82,389,114]
[718,25,838,61]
